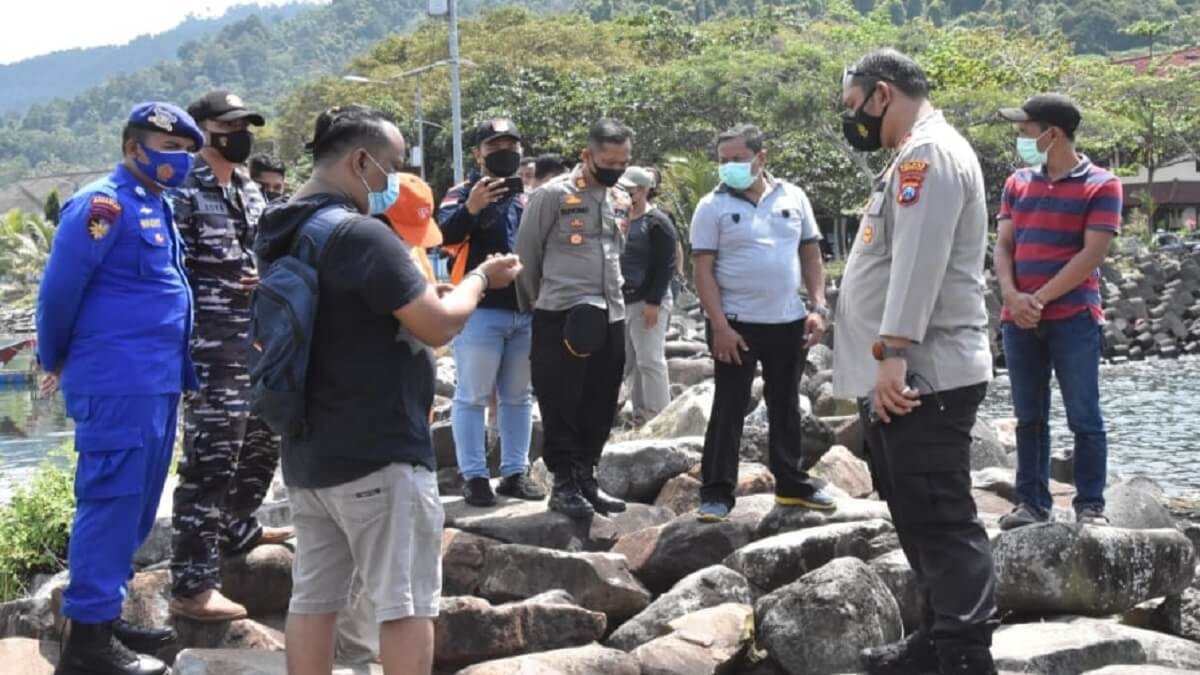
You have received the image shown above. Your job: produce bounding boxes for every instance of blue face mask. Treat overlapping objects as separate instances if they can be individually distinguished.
[136,144,194,189]
[719,161,757,191]
[361,154,400,215]
[1016,130,1053,166]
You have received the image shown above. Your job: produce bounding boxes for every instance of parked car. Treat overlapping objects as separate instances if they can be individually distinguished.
[1154,232,1187,255]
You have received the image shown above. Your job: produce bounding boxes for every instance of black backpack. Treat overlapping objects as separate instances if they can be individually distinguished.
[248,204,351,437]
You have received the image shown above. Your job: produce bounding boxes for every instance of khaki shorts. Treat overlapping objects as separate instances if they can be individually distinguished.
[288,463,444,623]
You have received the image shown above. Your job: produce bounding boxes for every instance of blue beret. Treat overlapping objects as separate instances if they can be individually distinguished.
[127,102,205,149]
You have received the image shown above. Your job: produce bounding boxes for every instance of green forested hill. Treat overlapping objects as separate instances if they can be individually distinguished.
[0,3,308,115]
[1,0,1197,187]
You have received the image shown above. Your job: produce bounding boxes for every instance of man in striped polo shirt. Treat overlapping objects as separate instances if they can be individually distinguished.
[994,94,1123,529]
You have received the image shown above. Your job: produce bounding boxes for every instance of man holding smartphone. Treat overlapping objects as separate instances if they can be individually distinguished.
[438,118,545,507]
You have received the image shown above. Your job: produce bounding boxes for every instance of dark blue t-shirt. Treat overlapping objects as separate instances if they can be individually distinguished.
[281,209,433,489]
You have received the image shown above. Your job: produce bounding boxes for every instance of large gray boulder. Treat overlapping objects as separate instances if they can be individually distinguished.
[434,593,606,670]
[445,497,618,552]
[724,519,895,592]
[970,417,1013,470]
[0,637,54,675]
[174,648,380,674]
[1105,481,1175,530]
[638,383,714,440]
[755,497,892,539]
[1152,587,1200,642]
[869,549,922,632]
[993,524,1195,615]
[457,644,640,675]
[476,544,651,620]
[441,528,501,596]
[805,444,873,498]
[754,557,902,675]
[992,617,1200,674]
[606,565,755,652]
[597,439,701,503]
[220,545,293,617]
[612,495,774,593]
[630,603,754,675]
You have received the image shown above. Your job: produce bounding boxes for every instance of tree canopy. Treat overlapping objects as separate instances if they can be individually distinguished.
[268,4,1200,225]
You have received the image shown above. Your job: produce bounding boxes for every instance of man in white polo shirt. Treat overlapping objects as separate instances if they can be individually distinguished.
[689,123,835,522]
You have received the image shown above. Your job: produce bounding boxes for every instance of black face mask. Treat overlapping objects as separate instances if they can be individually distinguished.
[211,129,254,164]
[841,84,888,153]
[590,161,624,188]
[263,190,283,203]
[483,148,521,177]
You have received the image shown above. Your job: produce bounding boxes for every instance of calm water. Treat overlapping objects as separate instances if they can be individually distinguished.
[1,358,1199,499]
[981,357,1200,499]
[0,383,71,501]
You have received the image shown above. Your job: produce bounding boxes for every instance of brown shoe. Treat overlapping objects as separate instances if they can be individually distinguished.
[169,589,248,623]
[259,525,294,545]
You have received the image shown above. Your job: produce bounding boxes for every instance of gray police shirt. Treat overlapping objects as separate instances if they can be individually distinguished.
[689,176,821,324]
[833,111,992,399]
[515,167,630,322]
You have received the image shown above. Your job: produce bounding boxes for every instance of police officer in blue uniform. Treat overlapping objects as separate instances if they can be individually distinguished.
[37,102,204,675]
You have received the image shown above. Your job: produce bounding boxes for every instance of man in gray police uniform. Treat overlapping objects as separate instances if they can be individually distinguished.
[835,49,998,675]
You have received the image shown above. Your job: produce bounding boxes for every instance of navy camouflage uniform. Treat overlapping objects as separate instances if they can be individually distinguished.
[169,156,280,598]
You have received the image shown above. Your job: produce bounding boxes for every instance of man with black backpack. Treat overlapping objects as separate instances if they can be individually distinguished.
[254,105,520,675]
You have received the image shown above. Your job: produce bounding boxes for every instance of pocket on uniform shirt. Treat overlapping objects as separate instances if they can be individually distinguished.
[138,226,173,278]
[73,425,146,500]
[854,214,890,258]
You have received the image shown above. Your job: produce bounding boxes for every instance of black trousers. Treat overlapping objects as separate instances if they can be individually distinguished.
[860,382,997,648]
[701,319,818,507]
[530,309,625,478]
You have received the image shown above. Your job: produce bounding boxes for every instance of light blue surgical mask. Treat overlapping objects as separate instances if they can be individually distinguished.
[719,161,757,191]
[360,154,401,215]
[1016,129,1053,166]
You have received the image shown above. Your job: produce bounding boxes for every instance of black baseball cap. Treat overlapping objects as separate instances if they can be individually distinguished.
[187,90,265,126]
[998,94,1081,136]
[474,118,521,146]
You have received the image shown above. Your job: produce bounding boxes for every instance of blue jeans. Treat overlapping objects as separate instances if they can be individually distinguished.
[451,308,534,479]
[1002,312,1107,513]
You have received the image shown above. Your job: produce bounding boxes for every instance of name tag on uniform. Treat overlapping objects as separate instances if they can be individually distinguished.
[866,192,885,216]
[195,194,229,215]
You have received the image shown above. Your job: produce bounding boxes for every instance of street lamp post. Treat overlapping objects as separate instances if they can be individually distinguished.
[448,0,465,184]
[343,58,471,179]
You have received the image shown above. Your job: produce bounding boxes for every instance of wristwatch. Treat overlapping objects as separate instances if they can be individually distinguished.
[872,340,908,361]
[808,303,830,319]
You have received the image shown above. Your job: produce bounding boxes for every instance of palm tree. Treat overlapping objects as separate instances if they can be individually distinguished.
[0,209,56,296]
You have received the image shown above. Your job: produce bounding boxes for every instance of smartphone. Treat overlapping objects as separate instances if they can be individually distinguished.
[500,176,524,197]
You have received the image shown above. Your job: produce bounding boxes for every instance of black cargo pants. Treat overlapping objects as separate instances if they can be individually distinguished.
[859,381,997,649]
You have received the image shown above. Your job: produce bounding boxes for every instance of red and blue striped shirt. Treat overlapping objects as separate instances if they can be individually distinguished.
[998,157,1123,322]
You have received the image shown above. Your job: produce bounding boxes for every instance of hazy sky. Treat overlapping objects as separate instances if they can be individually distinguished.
[1,0,325,65]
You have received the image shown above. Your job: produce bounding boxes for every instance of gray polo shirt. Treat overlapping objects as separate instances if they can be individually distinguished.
[833,110,992,399]
[515,167,629,322]
[690,176,821,324]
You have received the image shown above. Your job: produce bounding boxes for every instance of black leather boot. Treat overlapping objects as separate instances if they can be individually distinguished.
[861,631,938,675]
[548,475,595,519]
[937,646,997,675]
[577,467,626,514]
[112,618,176,654]
[54,620,169,675]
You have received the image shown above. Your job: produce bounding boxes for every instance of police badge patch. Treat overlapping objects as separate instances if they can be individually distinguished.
[896,160,928,207]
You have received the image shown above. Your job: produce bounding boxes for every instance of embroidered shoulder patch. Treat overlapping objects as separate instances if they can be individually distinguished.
[896,160,929,207]
[88,219,111,240]
[87,195,122,223]
[563,194,583,207]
